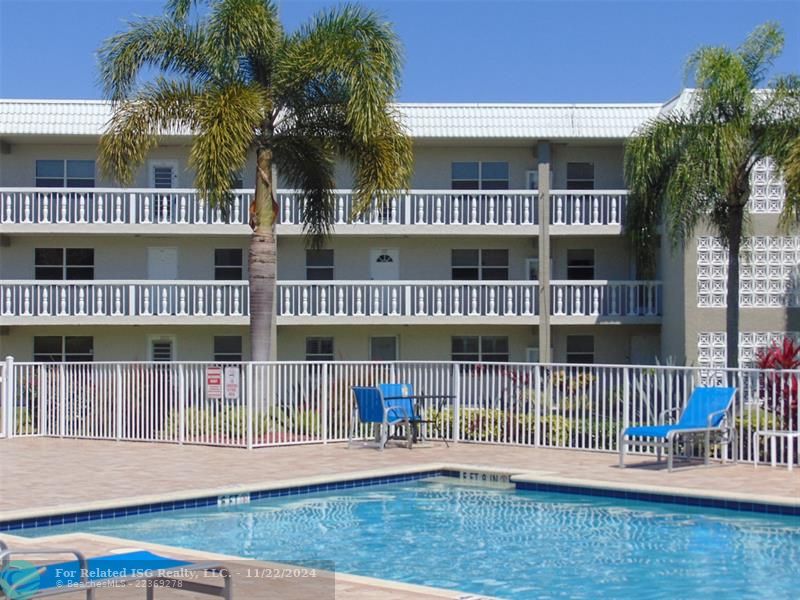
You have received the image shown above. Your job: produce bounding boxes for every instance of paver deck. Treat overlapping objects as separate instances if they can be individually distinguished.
[1,437,797,516]
[1,438,798,599]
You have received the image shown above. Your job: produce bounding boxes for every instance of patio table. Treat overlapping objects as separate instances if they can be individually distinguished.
[752,430,800,471]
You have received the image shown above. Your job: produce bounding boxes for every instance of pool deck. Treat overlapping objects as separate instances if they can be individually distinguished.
[1,438,798,598]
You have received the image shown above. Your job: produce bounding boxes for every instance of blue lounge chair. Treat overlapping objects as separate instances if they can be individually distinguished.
[618,386,737,472]
[0,541,231,599]
[349,386,413,450]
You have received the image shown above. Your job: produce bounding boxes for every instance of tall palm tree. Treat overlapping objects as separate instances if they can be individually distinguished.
[625,23,800,369]
[98,0,413,360]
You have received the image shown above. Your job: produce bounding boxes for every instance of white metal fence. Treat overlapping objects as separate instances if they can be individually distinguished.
[1,357,797,465]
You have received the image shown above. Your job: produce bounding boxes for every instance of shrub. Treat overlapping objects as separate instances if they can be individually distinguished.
[755,337,800,429]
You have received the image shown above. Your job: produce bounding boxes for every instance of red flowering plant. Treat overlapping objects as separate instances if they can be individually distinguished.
[755,338,800,430]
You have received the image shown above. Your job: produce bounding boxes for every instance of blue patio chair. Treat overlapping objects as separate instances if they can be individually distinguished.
[349,386,413,450]
[0,541,231,599]
[618,386,737,472]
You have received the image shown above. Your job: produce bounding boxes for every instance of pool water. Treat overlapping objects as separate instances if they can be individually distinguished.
[22,479,800,599]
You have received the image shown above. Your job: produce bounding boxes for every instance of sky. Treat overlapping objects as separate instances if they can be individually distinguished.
[0,0,798,103]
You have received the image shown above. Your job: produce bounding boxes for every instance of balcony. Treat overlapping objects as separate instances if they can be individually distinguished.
[2,187,628,236]
[0,188,252,235]
[0,279,660,325]
[550,280,662,324]
[0,281,249,325]
[549,190,627,234]
[277,280,661,324]
[277,189,539,235]
[277,281,539,324]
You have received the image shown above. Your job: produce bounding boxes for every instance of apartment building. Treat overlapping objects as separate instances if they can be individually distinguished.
[0,92,795,365]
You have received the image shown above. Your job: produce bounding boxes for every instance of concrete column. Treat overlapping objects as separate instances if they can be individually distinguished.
[537,141,552,363]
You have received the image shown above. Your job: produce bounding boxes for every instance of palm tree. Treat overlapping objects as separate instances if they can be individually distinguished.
[624,23,800,369]
[98,0,413,360]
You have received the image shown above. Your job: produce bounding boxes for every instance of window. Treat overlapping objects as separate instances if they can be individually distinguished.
[480,162,510,190]
[451,162,480,189]
[214,336,243,362]
[35,248,94,280]
[153,166,174,188]
[452,336,479,362]
[567,249,595,280]
[306,249,334,280]
[566,162,594,190]
[214,249,243,280]
[451,336,509,362]
[567,335,594,364]
[34,336,93,362]
[481,336,510,362]
[35,160,95,187]
[305,337,334,361]
[452,249,509,280]
[451,161,509,190]
[150,339,174,362]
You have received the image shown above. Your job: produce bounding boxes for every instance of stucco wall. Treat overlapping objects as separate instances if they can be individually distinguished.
[277,236,538,281]
[1,235,249,280]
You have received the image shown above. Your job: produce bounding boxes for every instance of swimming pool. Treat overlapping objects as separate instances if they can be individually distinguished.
[19,478,800,598]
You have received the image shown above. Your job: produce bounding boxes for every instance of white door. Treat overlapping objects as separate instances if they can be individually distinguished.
[147,247,178,279]
[149,160,178,188]
[369,248,399,280]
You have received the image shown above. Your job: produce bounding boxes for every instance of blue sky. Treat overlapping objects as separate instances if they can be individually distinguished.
[0,0,798,102]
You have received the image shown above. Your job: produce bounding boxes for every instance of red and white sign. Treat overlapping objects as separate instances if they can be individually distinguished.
[206,366,223,399]
[224,366,240,400]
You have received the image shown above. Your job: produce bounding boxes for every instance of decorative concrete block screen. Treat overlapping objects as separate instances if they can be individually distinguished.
[696,236,800,308]
[749,157,785,214]
[697,331,800,369]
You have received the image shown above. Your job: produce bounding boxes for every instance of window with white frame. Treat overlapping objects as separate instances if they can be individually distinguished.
[566,162,594,190]
[35,248,94,280]
[214,336,243,362]
[451,336,509,362]
[566,335,594,364]
[150,338,174,362]
[305,337,334,361]
[567,249,595,280]
[33,336,94,362]
[452,249,509,280]
[214,249,243,280]
[451,161,509,190]
[35,160,95,188]
[306,249,334,280]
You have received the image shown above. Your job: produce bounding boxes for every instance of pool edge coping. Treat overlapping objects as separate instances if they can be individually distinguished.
[1,461,798,529]
[0,530,492,600]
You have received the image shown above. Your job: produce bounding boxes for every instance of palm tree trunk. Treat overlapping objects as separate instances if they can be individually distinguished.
[725,205,744,371]
[249,146,278,361]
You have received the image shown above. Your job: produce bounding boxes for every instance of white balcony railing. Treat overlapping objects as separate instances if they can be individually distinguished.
[277,281,540,318]
[550,190,628,226]
[0,281,249,319]
[0,188,252,226]
[278,189,540,226]
[1,187,632,230]
[551,280,662,317]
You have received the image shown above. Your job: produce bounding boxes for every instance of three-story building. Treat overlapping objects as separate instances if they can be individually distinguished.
[0,92,794,365]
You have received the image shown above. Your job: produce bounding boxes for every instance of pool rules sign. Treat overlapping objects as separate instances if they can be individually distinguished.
[224,366,240,399]
[206,366,240,399]
[206,366,223,399]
